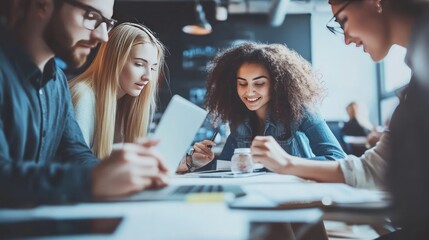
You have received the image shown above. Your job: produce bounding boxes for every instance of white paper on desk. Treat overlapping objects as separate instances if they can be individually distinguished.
[246,183,387,204]
[216,160,231,170]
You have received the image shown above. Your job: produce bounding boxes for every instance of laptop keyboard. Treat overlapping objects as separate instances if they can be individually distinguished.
[172,185,246,197]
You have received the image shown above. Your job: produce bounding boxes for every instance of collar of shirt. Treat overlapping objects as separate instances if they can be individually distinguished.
[240,111,290,138]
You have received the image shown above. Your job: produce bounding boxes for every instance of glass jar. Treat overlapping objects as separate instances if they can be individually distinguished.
[231,148,253,174]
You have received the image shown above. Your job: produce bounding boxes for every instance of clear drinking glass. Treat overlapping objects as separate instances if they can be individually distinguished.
[231,148,253,174]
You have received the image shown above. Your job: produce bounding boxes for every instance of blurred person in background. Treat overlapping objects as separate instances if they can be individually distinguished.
[341,101,374,155]
[342,101,373,137]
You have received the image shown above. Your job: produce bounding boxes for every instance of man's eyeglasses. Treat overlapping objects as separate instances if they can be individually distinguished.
[326,1,353,35]
[62,0,117,32]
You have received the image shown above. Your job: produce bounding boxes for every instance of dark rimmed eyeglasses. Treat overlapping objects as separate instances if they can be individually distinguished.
[326,1,353,35]
[62,0,117,32]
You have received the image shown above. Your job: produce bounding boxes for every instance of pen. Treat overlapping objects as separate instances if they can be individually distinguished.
[207,128,219,149]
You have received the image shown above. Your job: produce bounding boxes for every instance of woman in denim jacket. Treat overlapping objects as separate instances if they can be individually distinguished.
[219,109,346,161]
[178,42,346,173]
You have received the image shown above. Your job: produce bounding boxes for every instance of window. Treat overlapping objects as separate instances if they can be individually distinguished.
[377,45,411,125]
[381,45,411,95]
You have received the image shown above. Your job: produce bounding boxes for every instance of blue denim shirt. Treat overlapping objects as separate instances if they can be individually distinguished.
[0,24,98,205]
[218,111,346,161]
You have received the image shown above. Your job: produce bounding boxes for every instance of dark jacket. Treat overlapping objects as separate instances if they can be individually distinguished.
[0,24,98,206]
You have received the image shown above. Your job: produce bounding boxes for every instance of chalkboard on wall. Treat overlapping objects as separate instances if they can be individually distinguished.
[176,14,311,80]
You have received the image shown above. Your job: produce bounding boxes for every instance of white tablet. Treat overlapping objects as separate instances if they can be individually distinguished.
[153,95,207,173]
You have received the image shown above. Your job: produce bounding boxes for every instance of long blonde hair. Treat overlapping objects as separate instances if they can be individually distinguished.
[70,23,166,159]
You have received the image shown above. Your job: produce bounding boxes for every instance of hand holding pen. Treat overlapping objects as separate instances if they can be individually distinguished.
[207,128,219,149]
[189,128,218,168]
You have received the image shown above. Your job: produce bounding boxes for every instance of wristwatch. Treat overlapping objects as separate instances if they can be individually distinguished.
[185,148,194,170]
[187,147,195,157]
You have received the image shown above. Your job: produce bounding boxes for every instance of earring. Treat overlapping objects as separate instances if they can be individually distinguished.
[376,1,383,13]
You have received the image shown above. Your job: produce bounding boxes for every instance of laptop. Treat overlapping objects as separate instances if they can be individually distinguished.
[101,95,246,202]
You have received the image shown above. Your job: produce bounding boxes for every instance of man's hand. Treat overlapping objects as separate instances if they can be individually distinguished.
[91,139,168,198]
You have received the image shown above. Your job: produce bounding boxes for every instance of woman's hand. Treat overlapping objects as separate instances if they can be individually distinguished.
[176,140,216,173]
[251,136,293,174]
[252,136,346,183]
[191,140,216,169]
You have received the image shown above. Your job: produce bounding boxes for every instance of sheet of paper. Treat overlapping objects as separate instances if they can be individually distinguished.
[245,183,388,204]
[174,173,308,185]
[216,160,231,170]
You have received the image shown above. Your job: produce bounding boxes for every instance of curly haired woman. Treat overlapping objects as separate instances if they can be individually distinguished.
[178,42,346,173]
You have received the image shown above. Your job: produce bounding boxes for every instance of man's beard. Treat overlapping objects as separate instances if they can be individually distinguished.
[43,15,88,69]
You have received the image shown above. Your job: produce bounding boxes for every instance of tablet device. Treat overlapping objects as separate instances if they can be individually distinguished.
[153,95,208,173]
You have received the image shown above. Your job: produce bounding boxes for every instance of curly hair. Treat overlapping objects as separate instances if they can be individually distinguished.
[205,42,325,129]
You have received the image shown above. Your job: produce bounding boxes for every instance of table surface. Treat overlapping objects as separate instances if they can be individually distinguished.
[0,173,389,239]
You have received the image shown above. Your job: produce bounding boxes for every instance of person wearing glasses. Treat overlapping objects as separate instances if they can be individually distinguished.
[0,0,167,206]
[178,42,346,173]
[252,0,427,187]
[329,0,429,238]
[254,0,429,237]
[69,23,167,160]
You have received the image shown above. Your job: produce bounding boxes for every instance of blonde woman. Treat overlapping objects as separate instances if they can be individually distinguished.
[70,23,166,159]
